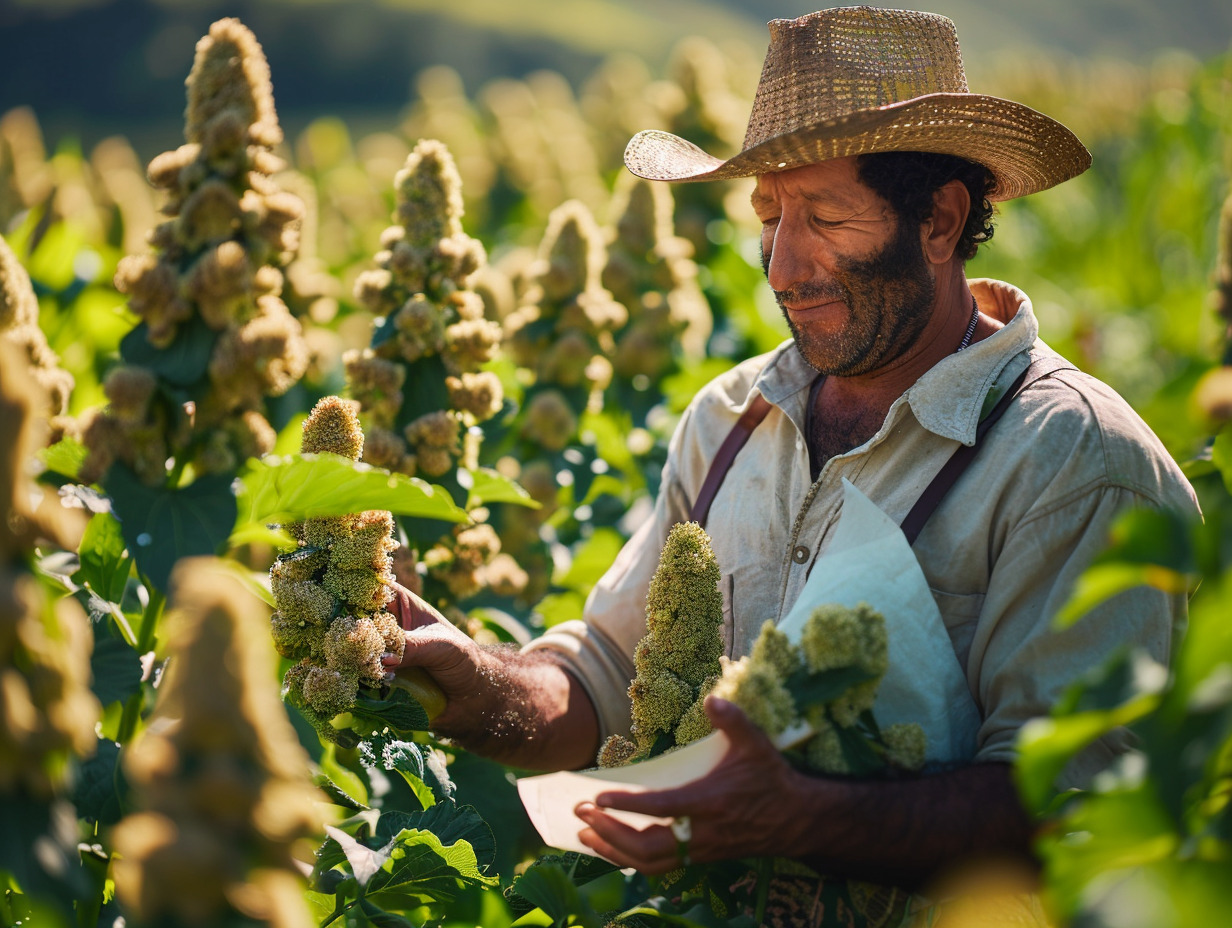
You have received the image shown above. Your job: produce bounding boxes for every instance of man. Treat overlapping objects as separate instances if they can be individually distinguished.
[385,6,1198,887]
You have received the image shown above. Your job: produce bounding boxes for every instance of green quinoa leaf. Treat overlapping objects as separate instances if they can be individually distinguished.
[235,452,467,529]
[103,463,237,593]
[785,664,878,707]
[39,437,87,481]
[463,466,540,509]
[74,510,132,603]
[118,314,217,387]
[88,634,142,708]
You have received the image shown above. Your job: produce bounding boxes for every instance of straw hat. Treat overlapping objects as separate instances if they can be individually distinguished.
[624,6,1090,200]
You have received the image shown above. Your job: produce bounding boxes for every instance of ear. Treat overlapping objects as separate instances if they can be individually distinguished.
[920,179,970,265]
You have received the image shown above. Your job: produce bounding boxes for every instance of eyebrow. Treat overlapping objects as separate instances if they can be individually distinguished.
[750,187,864,211]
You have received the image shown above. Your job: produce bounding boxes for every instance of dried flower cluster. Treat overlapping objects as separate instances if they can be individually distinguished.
[603,177,711,384]
[79,18,308,487]
[598,522,723,766]
[0,232,74,420]
[713,606,927,775]
[268,397,407,741]
[347,139,502,475]
[112,558,320,928]
[347,138,517,610]
[498,201,629,605]
[0,338,96,800]
[506,199,627,443]
[270,397,446,739]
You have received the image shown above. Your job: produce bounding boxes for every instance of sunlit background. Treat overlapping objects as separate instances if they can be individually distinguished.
[2,3,1231,927]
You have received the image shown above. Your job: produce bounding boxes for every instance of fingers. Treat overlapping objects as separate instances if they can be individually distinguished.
[380,623,465,670]
[594,787,687,819]
[574,803,682,875]
[388,580,447,632]
[705,695,774,751]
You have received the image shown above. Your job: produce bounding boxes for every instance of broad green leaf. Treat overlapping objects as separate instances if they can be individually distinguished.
[358,900,420,928]
[785,665,878,706]
[103,464,237,593]
[556,528,624,594]
[235,453,467,530]
[505,853,617,916]
[1212,429,1232,493]
[313,772,370,812]
[375,803,496,872]
[1015,695,1160,814]
[74,511,131,603]
[533,591,585,630]
[833,718,884,776]
[88,635,142,707]
[119,315,216,387]
[0,796,87,907]
[1053,562,1188,630]
[319,742,369,808]
[71,738,124,825]
[39,438,87,481]
[351,685,432,735]
[273,412,308,455]
[504,861,598,928]
[464,466,539,509]
[1038,789,1178,919]
[367,827,500,900]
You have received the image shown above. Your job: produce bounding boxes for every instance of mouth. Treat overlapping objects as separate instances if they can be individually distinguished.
[780,297,847,318]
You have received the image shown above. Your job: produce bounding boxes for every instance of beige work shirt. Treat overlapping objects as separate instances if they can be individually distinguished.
[528,279,1199,786]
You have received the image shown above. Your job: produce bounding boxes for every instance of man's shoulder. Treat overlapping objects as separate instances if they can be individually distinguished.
[686,344,789,422]
[1004,347,1196,511]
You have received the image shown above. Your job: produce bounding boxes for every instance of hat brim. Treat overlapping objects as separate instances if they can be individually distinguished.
[623,93,1091,201]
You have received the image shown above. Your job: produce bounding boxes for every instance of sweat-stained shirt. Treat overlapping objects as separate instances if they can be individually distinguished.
[526,279,1199,787]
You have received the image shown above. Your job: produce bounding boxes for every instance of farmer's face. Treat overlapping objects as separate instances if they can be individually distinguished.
[754,158,935,376]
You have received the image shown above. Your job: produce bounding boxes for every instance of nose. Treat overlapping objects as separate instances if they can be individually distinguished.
[763,218,815,295]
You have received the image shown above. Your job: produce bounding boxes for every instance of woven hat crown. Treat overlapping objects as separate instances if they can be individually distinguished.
[744,8,968,149]
[624,5,1091,199]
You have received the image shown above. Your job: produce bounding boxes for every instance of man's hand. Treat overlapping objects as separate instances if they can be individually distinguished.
[382,582,495,735]
[574,696,1037,886]
[574,696,815,873]
[382,580,600,770]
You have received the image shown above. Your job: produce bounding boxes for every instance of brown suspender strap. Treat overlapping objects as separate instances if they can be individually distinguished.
[899,356,1074,545]
[689,356,1074,539]
[688,393,773,527]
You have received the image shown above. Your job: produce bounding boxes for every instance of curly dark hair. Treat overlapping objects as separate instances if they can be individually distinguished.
[856,152,996,261]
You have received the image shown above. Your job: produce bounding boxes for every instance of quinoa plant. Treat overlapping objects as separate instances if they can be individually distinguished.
[346,138,519,614]
[272,395,445,745]
[597,521,724,766]
[0,231,74,421]
[602,176,712,439]
[78,17,308,490]
[111,558,321,928]
[714,606,927,776]
[0,337,98,911]
[499,199,627,605]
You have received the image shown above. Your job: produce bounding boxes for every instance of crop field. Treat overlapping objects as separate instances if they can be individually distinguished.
[1,7,1231,927]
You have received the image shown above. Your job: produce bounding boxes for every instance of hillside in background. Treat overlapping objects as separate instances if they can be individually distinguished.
[3,0,1229,158]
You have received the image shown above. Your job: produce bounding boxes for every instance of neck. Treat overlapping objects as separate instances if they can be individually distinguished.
[806,267,982,474]
[823,267,977,408]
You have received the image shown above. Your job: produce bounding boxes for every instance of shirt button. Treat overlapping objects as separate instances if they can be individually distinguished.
[792,545,810,564]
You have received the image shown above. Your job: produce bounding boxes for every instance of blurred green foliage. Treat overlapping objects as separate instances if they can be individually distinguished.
[1,10,1230,925]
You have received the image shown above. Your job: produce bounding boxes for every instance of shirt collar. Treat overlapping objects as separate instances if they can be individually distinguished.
[750,278,1040,445]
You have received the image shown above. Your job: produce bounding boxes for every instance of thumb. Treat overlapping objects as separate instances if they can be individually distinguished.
[703,695,772,750]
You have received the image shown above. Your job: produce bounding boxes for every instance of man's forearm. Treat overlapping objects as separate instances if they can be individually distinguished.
[786,761,1036,888]
[429,646,600,771]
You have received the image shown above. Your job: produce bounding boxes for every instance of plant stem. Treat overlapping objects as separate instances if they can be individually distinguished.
[115,582,165,744]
